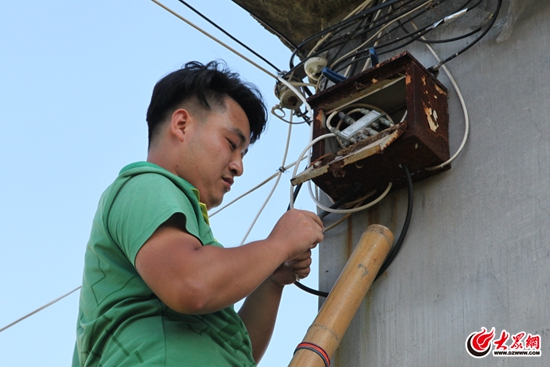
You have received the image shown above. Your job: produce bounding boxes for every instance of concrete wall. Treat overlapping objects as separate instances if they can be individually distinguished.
[319,1,550,366]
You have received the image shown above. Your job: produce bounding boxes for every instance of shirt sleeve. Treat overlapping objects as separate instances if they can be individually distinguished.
[107,173,202,265]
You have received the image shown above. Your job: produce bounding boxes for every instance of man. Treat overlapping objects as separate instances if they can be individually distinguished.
[73,61,324,366]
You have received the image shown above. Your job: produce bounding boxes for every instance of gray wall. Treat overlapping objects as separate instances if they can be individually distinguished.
[318,2,550,366]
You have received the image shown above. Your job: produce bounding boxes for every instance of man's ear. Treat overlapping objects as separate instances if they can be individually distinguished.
[170,108,191,142]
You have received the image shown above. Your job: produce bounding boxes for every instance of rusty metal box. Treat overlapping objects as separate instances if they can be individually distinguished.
[292,51,450,201]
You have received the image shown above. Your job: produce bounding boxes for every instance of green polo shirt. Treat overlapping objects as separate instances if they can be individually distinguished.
[73,162,255,366]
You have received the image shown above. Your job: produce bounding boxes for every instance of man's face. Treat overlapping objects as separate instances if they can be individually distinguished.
[179,97,250,209]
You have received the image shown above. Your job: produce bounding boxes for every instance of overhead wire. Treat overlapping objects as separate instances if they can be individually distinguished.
[177,0,281,73]
[209,155,308,217]
[151,0,278,79]
[0,286,81,333]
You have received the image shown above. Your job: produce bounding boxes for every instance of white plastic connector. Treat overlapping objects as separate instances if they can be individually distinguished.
[276,86,303,110]
[304,57,328,81]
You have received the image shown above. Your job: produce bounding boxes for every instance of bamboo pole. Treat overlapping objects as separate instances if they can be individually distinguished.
[288,224,393,367]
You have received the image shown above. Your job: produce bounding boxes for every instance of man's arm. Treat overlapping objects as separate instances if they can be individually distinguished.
[238,250,312,363]
[135,209,323,315]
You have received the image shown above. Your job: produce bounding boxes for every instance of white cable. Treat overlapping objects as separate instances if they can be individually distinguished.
[409,21,470,170]
[279,74,320,209]
[0,286,81,333]
[424,48,469,170]
[341,189,377,207]
[308,180,392,214]
[271,105,307,125]
[151,0,277,80]
[288,82,317,88]
[290,111,399,214]
[239,114,293,245]
[276,76,313,120]
[325,103,394,131]
[289,133,336,209]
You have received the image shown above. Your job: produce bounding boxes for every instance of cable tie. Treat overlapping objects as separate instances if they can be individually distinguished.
[278,70,289,77]
[278,166,287,173]
[294,342,330,367]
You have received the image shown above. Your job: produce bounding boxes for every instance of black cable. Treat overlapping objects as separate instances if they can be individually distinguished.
[293,108,312,125]
[329,0,497,72]
[290,0,495,77]
[431,0,502,70]
[289,0,405,69]
[178,0,281,73]
[230,1,302,53]
[325,15,371,67]
[374,26,434,56]
[289,0,440,74]
[290,180,363,298]
[307,2,434,64]
[420,26,482,44]
[318,182,364,219]
[294,281,329,297]
[327,0,459,70]
[330,23,433,71]
[297,0,416,62]
[287,183,303,211]
[296,0,406,50]
[393,0,483,44]
[312,0,423,56]
[295,164,414,297]
[375,164,413,279]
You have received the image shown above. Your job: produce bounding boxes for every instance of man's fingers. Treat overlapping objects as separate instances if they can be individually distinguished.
[292,249,311,261]
[302,210,324,230]
[294,267,311,280]
[286,252,312,271]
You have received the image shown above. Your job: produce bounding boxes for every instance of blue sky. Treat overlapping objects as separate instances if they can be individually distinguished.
[0,1,321,365]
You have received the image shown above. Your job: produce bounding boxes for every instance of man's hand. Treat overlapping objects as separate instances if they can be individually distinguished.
[269,250,312,287]
[267,209,324,261]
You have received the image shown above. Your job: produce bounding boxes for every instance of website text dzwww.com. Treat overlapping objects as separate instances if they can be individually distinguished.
[493,350,541,356]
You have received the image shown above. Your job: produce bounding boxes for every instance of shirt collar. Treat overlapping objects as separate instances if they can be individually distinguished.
[120,161,210,225]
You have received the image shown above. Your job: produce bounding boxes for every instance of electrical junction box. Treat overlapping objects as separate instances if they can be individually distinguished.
[291,52,450,201]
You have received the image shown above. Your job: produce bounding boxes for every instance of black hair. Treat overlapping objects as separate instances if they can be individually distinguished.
[146,60,267,146]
